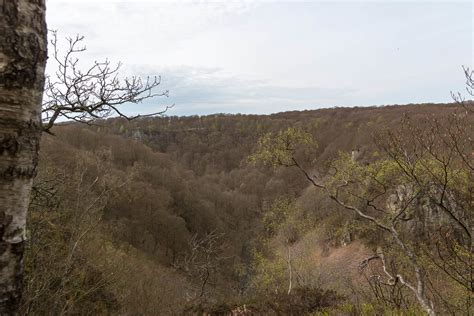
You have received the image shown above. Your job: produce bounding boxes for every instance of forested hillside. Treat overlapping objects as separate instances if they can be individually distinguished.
[22,103,472,315]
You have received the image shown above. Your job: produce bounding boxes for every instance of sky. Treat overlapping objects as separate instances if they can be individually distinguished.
[46,0,473,116]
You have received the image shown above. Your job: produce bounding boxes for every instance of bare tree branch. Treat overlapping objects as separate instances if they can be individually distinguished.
[42,31,171,133]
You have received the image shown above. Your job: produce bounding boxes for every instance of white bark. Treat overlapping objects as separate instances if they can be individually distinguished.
[0,0,47,313]
[287,244,292,295]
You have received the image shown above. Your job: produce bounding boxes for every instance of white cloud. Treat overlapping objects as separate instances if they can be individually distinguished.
[45,0,473,115]
[113,65,358,115]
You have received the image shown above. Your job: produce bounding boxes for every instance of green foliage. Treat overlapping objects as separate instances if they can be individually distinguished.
[249,127,315,167]
[262,196,295,236]
[250,249,288,294]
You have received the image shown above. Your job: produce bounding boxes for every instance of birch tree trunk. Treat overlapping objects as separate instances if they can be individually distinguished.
[287,245,292,295]
[0,0,47,313]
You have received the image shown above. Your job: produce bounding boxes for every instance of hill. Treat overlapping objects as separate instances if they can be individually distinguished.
[23,102,472,314]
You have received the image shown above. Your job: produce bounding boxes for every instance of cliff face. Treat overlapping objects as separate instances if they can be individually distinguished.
[387,183,468,241]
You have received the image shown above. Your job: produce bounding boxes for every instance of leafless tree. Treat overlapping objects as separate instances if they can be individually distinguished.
[451,66,474,112]
[358,248,411,311]
[175,230,228,300]
[22,153,133,314]
[42,31,172,133]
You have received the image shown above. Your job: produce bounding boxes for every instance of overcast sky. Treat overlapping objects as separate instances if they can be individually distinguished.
[46,0,473,116]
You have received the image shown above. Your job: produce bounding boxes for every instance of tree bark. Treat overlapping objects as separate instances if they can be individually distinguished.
[0,0,47,313]
[287,244,292,295]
